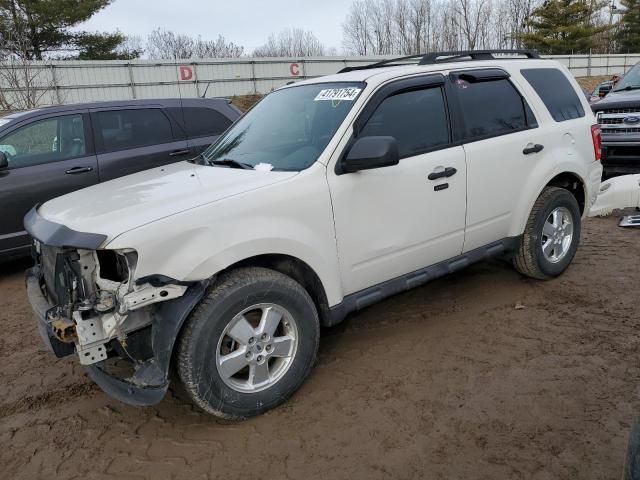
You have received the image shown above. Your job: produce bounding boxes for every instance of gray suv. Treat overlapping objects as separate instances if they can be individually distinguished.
[592,62,640,177]
[0,98,241,259]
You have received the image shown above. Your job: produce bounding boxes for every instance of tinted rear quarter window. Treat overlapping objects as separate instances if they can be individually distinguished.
[178,107,232,138]
[521,68,585,122]
[454,77,534,140]
[96,108,173,153]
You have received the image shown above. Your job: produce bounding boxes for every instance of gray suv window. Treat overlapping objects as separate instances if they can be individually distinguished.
[0,114,86,169]
[95,108,173,153]
[360,87,449,159]
[170,107,232,138]
[521,68,585,122]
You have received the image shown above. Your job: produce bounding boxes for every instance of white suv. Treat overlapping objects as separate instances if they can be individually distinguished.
[26,50,603,418]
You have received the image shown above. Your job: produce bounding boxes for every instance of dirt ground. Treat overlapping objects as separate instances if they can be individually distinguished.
[1,212,639,479]
[576,75,611,92]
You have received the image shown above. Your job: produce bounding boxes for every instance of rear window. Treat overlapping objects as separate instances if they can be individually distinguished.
[521,68,585,122]
[171,107,232,138]
[454,78,536,140]
[95,108,173,153]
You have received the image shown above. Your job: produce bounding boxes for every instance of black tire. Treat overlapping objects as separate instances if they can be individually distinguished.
[513,186,581,280]
[176,267,320,419]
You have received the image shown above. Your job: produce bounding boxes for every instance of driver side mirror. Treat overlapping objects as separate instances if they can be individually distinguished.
[0,151,8,170]
[340,136,399,174]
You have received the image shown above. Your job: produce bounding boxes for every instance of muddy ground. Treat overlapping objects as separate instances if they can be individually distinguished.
[1,212,639,479]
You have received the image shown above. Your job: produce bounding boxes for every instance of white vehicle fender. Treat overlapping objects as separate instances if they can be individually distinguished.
[508,153,589,238]
[106,164,344,307]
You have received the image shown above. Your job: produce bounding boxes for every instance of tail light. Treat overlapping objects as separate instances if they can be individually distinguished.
[591,124,602,161]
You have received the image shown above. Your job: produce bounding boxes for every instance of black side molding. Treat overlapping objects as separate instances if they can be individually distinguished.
[326,236,521,327]
[24,205,107,250]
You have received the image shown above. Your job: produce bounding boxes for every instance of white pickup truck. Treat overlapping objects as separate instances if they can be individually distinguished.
[26,49,602,419]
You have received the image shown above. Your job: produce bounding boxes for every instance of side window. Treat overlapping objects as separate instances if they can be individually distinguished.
[360,87,449,158]
[0,114,86,169]
[181,107,232,138]
[521,68,585,122]
[95,108,173,153]
[454,77,535,140]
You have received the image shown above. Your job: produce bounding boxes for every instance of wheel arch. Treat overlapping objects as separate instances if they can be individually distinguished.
[511,169,587,237]
[545,171,586,215]
[221,253,332,327]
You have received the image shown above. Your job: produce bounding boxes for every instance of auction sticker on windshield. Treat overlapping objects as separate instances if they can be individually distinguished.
[314,87,362,102]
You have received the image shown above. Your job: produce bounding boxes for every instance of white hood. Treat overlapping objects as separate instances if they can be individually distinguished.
[38,161,297,241]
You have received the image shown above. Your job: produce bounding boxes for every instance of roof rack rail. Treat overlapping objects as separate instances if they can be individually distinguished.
[338,54,426,73]
[419,49,540,64]
[338,49,540,73]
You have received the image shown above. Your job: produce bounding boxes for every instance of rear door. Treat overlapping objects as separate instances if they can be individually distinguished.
[447,69,546,252]
[91,106,191,181]
[0,111,98,254]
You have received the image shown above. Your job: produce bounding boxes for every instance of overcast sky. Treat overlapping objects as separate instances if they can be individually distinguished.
[77,0,351,53]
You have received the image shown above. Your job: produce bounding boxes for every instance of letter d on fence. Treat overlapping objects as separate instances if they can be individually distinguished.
[179,66,193,81]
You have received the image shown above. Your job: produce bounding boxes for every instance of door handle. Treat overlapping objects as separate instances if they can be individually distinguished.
[523,143,544,155]
[65,166,93,174]
[169,149,191,157]
[428,167,457,180]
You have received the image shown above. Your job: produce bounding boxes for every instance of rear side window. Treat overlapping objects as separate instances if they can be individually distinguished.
[454,78,535,140]
[172,107,232,138]
[521,68,585,122]
[360,87,449,158]
[95,108,173,153]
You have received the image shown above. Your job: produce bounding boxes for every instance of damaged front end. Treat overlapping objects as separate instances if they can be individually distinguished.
[34,245,186,365]
[24,207,207,406]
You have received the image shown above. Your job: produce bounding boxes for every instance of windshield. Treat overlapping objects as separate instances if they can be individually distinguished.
[201,82,364,171]
[613,65,640,91]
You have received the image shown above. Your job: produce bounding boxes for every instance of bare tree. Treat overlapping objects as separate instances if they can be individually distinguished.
[343,0,372,55]
[341,0,553,55]
[117,35,145,59]
[193,35,244,58]
[0,35,57,111]
[146,29,244,60]
[253,29,327,57]
[146,29,194,59]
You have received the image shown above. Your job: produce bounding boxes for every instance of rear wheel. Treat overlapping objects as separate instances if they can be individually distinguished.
[513,186,581,280]
[176,267,319,419]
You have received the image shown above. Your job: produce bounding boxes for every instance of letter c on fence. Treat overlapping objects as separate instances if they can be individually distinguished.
[289,63,300,76]
[179,66,193,81]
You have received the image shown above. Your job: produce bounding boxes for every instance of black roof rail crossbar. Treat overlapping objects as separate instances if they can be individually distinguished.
[337,49,540,73]
[419,49,540,65]
[338,54,425,73]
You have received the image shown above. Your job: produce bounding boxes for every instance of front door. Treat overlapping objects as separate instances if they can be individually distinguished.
[328,77,467,295]
[0,112,98,255]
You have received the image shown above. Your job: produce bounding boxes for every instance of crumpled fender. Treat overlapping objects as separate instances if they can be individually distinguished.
[87,281,209,406]
[589,174,640,217]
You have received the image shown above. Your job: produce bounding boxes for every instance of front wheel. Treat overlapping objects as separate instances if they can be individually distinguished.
[176,267,320,419]
[513,186,581,280]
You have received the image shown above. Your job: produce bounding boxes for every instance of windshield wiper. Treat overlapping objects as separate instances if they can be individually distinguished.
[613,85,640,92]
[188,152,208,165]
[209,158,254,170]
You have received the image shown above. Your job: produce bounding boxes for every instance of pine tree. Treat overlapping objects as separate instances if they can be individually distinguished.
[0,0,135,60]
[617,0,640,53]
[516,0,610,54]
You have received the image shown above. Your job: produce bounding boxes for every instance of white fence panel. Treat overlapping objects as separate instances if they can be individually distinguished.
[3,53,640,108]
